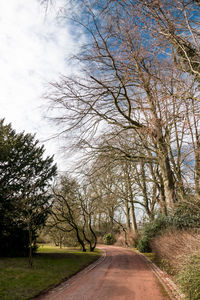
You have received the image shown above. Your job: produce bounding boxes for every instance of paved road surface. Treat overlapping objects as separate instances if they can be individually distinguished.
[35,246,169,300]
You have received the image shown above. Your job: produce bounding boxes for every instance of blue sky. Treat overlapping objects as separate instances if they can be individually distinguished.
[0,0,82,169]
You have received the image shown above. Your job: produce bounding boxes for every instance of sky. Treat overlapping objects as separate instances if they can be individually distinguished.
[0,0,80,170]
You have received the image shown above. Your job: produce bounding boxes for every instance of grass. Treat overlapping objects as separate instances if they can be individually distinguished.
[138,251,175,276]
[175,251,200,300]
[141,252,156,262]
[0,245,101,300]
[131,248,156,263]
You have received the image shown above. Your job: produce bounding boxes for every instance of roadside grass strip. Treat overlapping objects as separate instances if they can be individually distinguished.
[138,251,185,300]
[0,245,101,300]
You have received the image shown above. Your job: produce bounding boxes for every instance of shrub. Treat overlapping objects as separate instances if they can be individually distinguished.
[114,230,139,247]
[137,214,170,253]
[103,233,115,245]
[176,251,200,300]
[137,235,151,253]
[137,199,200,255]
[137,200,200,254]
[143,214,170,236]
[0,225,30,257]
[150,229,200,273]
[172,202,200,229]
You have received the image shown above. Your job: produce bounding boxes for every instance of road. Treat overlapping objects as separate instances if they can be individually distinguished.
[35,246,169,300]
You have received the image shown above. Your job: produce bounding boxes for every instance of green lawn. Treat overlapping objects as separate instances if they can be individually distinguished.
[0,245,101,300]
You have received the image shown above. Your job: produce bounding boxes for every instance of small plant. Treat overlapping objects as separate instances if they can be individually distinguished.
[137,235,151,253]
[159,259,175,275]
[103,233,115,245]
[176,251,200,300]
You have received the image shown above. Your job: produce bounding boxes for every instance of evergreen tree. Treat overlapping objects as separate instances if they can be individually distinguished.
[0,119,57,257]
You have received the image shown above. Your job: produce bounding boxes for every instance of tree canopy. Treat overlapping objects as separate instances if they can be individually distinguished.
[43,0,200,245]
[0,119,57,256]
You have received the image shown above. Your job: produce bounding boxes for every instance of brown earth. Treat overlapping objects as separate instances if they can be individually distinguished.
[34,245,170,300]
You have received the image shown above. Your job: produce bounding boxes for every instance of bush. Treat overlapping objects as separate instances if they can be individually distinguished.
[137,214,170,253]
[114,230,139,247]
[137,235,151,253]
[0,225,30,257]
[150,229,200,273]
[137,201,200,254]
[176,251,200,300]
[172,202,200,229]
[103,233,115,245]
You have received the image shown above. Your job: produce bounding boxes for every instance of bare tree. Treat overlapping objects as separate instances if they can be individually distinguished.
[51,176,97,252]
[45,0,200,215]
[139,0,200,79]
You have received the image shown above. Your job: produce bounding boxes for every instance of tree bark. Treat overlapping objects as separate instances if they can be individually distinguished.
[28,221,33,268]
[75,227,86,252]
[158,153,176,210]
[125,199,131,230]
[126,169,137,232]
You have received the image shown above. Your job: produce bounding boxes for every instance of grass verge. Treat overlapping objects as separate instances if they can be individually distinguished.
[175,250,200,300]
[140,252,175,276]
[132,249,171,299]
[0,245,101,300]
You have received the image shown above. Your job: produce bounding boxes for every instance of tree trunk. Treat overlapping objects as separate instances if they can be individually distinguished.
[28,222,33,268]
[125,199,131,230]
[98,213,101,231]
[75,227,86,252]
[159,184,168,216]
[140,161,155,221]
[89,218,97,252]
[59,234,62,249]
[146,87,177,210]
[158,154,176,210]
[125,164,137,232]
[156,127,177,210]
[195,146,200,199]
[129,199,137,232]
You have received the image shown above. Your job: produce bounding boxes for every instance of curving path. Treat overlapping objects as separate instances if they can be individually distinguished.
[35,246,170,300]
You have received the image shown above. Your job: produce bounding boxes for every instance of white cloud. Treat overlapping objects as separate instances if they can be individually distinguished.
[0,0,80,169]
